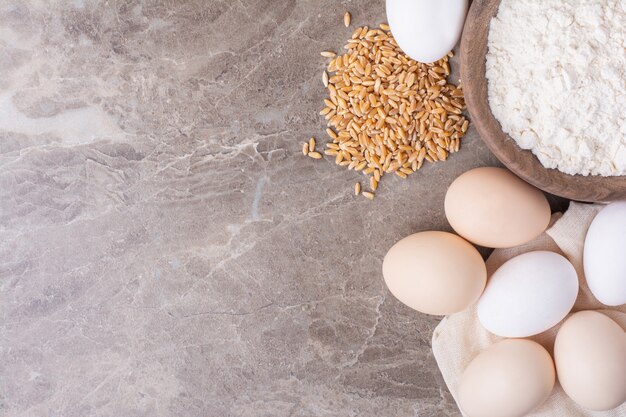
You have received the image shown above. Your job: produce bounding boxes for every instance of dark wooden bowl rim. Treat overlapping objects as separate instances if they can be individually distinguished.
[460,0,626,202]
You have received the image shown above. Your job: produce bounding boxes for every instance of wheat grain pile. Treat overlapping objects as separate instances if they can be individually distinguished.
[307,22,469,199]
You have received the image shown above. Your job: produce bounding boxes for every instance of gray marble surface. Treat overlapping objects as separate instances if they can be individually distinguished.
[0,1,565,416]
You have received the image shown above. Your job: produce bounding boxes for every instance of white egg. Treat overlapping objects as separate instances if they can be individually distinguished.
[477,251,579,337]
[584,201,626,306]
[386,0,468,63]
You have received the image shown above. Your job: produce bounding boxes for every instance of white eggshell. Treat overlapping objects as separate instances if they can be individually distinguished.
[583,201,626,306]
[477,251,579,337]
[386,0,468,63]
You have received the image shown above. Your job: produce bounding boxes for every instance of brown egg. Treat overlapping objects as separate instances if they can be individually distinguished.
[445,167,550,248]
[554,311,626,411]
[459,339,555,417]
[382,231,486,315]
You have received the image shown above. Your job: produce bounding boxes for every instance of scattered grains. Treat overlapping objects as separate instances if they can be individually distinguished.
[302,142,309,155]
[344,11,351,27]
[308,151,322,159]
[307,21,468,198]
[309,137,316,151]
[354,182,361,195]
[370,176,378,191]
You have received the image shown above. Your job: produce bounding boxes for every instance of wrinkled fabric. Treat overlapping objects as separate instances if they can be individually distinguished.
[432,202,626,416]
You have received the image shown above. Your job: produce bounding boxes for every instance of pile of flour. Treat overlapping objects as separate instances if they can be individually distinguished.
[486,0,626,176]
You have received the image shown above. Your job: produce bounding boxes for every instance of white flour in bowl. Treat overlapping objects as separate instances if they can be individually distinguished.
[486,0,626,176]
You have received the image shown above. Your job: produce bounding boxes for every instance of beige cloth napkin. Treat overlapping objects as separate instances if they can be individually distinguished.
[432,202,626,416]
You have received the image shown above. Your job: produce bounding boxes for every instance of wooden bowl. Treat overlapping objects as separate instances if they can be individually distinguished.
[460,0,626,202]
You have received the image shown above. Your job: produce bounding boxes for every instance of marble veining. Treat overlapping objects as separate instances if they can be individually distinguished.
[0,1,560,416]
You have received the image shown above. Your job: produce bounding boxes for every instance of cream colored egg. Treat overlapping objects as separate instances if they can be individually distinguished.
[445,167,550,248]
[459,339,555,417]
[554,311,626,411]
[383,231,486,315]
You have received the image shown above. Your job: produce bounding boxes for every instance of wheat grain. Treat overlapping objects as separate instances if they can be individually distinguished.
[344,11,351,28]
[312,22,468,198]
[370,176,378,191]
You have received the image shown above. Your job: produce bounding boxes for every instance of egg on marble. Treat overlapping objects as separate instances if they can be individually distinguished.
[554,311,626,411]
[445,167,551,248]
[477,251,578,337]
[386,0,468,63]
[584,201,626,306]
[383,231,486,315]
[458,339,555,417]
